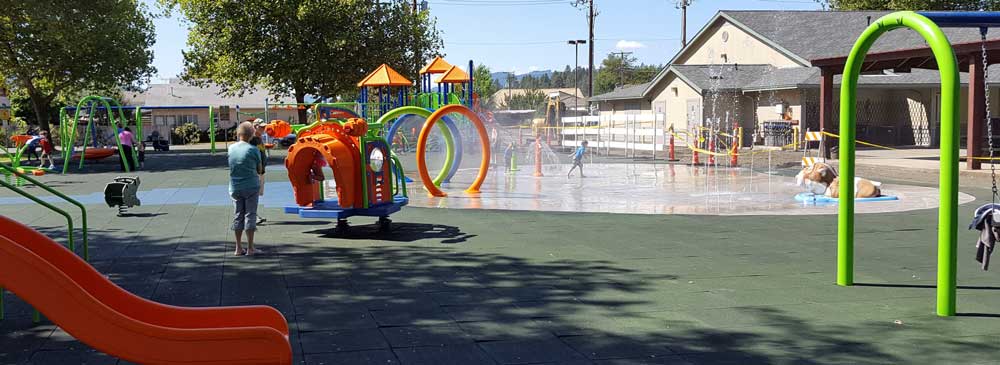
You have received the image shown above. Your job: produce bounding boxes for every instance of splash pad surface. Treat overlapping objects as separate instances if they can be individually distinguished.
[0,163,973,216]
[406,163,975,216]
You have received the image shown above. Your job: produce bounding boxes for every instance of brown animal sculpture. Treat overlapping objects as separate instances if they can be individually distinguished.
[795,162,881,198]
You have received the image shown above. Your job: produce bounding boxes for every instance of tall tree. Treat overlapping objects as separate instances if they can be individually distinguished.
[816,0,1000,10]
[501,88,546,113]
[472,64,500,110]
[0,0,156,130]
[593,53,662,95]
[162,0,442,123]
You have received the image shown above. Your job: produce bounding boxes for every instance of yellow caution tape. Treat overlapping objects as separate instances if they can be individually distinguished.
[820,131,898,150]
[669,131,797,157]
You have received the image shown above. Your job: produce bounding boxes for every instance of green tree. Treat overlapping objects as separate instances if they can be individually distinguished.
[632,63,660,85]
[501,88,546,112]
[162,0,442,123]
[472,65,500,110]
[538,74,552,88]
[816,0,1000,10]
[594,53,626,95]
[0,0,156,130]
[593,53,662,95]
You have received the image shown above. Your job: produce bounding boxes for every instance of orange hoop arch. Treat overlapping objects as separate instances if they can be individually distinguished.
[415,104,490,197]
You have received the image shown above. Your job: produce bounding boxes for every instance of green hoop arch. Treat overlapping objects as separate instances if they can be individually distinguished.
[838,11,960,316]
[376,106,456,186]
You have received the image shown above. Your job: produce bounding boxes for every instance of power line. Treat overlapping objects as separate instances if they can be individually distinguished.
[446,38,678,45]
[427,0,567,6]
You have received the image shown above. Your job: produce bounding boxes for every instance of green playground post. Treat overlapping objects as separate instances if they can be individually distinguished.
[360,136,369,209]
[838,11,959,316]
[134,106,142,145]
[209,106,216,154]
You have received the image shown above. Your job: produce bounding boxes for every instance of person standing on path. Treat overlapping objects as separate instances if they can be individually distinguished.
[228,122,263,256]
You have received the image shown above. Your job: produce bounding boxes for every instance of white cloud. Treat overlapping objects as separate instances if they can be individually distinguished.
[528,65,540,72]
[616,40,646,50]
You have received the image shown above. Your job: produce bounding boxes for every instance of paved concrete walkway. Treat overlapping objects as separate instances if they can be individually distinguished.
[2,152,1000,364]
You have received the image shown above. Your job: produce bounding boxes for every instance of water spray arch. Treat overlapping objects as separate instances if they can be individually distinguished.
[415,104,490,197]
[376,106,463,185]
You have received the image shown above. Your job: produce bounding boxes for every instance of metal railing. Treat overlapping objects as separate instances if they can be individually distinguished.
[0,163,89,322]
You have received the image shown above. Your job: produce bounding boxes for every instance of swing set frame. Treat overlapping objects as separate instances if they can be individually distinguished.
[835,11,1000,317]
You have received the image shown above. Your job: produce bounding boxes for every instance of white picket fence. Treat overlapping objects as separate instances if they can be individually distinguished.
[559,114,669,158]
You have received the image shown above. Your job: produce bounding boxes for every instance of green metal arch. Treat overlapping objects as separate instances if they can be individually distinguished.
[61,95,136,174]
[838,11,960,316]
[376,106,455,186]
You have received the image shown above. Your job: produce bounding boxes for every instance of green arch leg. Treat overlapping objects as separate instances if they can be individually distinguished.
[376,106,455,186]
[838,11,959,316]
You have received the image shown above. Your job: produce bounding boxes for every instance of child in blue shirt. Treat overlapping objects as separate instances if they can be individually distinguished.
[567,140,588,178]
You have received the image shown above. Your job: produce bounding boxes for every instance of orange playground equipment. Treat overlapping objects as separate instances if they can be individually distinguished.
[414,104,491,197]
[0,215,293,364]
[282,118,408,233]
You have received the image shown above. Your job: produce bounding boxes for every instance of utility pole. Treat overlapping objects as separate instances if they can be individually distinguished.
[568,40,586,116]
[571,0,596,97]
[507,72,515,111]
[588,0,595,97]
[614,51,633,88]
[413,0,423,91]
[676,0,693,47]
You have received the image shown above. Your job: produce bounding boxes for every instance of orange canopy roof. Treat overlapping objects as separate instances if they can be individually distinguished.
[434,66,471,84]
[419,56,453,74]
[357,64,412,87]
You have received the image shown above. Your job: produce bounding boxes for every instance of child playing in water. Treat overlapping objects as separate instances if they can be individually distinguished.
[503,142,515,172]
[567,140,588,178]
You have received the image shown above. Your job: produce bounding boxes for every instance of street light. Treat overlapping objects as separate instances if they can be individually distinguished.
[568,40,586,120]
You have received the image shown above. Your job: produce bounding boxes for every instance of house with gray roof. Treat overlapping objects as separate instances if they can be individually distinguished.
[131,78,298,141]
[590,10,1000,147]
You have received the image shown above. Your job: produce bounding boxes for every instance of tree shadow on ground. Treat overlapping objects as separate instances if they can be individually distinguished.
[2,224,999,364]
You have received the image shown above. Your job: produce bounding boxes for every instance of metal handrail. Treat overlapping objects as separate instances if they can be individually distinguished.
[0,164,88,260]
[391,155,407,198]
[0,163,89,322]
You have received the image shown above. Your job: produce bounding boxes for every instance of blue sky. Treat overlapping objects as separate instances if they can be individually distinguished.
[145,0,821,80]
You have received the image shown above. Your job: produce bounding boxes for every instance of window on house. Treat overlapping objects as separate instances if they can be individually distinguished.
[175,115,199,126]
[671,87,679,97]
[721,54,728,63]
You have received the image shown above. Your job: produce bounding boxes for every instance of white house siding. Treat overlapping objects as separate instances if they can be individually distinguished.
[649,75,703,130]
[674,21,802,68]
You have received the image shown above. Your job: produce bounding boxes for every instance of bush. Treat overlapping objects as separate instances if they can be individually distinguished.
[0,117,28,146]
[172,122,201,145]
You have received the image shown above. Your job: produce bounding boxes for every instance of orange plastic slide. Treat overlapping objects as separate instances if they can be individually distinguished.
[0,215,292,365]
